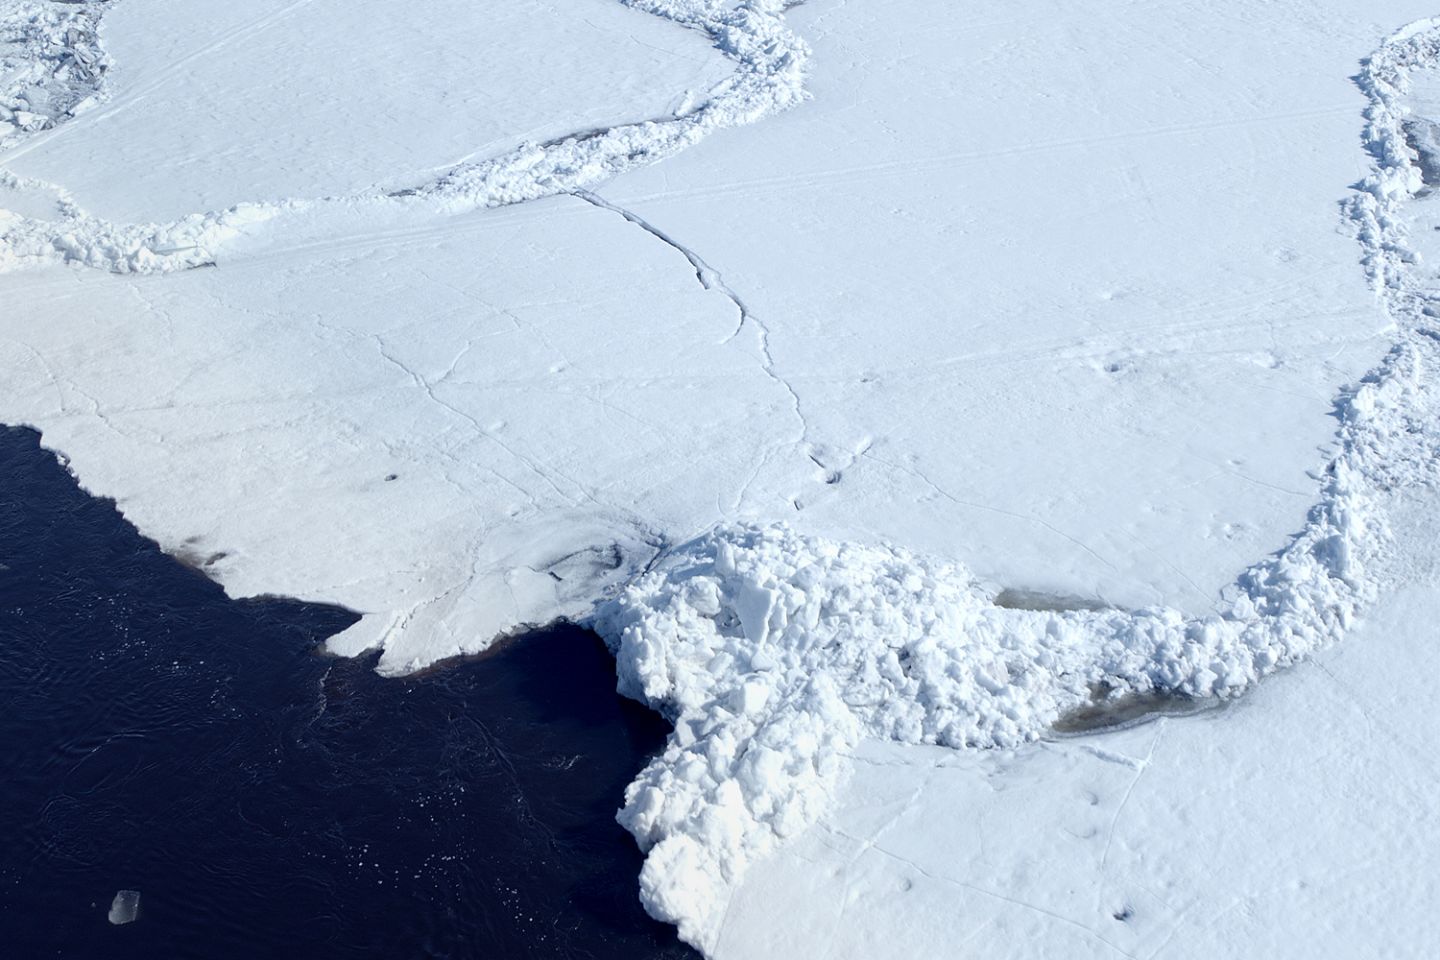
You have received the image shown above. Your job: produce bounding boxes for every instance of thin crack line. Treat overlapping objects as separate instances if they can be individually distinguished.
[570,188,809,462]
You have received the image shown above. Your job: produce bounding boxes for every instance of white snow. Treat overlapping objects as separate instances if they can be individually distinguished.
[1,0,735,222]
[4,0,1440,955]
[714,571,1440,958]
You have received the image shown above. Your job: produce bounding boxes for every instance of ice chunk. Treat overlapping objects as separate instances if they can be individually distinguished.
[107,889,140,925]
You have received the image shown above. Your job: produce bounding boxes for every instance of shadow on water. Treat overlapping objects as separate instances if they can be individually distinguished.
[0,425,695,959]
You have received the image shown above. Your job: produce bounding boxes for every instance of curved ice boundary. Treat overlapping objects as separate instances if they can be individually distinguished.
[0,0,810,273]
[587,21,1440,950]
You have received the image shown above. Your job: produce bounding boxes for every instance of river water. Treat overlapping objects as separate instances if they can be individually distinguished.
[0,424,694,959]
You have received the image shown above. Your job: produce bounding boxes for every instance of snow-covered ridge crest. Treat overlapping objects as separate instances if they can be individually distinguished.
[587,20,1440,951]
[0,0,810,273]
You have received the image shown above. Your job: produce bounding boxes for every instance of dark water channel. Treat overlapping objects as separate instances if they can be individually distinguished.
[0,425,694,959]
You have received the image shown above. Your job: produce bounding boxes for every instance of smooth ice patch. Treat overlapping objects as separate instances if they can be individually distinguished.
[107,889,140,925]
[1,0,732,222]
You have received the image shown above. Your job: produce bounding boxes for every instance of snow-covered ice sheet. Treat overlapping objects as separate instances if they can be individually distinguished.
[711,576,1440,959]
[4,0,1440,955]
[0,193,795,670]
[660,17,1440,954]
[710,480,1440,959]
[593,0,1437,610]
[0,0,810,273]
[0,0,821,663]
[0,0,733,222]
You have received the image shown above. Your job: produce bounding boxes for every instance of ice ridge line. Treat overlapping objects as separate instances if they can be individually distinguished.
[0,0,813,273]
[585,20,1440,951]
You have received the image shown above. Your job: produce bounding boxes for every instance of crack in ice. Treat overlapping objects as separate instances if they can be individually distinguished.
[569,187,811,489]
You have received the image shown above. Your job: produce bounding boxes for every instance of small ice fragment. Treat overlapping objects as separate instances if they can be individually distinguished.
[108,890,140,925]
[733,677,771,716]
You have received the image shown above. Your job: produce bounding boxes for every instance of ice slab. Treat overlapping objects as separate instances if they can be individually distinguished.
[1,0,732,222]
[0,193,799,674]
[593,0,1438,609]
[107,889,140,925]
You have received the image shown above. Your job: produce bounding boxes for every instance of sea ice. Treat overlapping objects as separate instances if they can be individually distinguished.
[107,889,140,925]
[4,0,1440,955]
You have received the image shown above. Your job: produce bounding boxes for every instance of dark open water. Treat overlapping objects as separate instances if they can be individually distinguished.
[0,425,695,959]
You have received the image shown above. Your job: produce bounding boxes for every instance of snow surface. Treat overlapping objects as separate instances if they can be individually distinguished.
[713,561,1440,958]
[1,0,736,222]
[4,0,1440,955]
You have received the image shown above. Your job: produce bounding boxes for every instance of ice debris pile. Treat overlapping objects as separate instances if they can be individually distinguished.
[420,0,810,209]
[107,889,140,925]
[0,0,811,273]
[588,19,1440,950]
[0,0,109,147]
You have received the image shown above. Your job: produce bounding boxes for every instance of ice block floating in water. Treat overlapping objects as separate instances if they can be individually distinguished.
[108,889,140,925]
